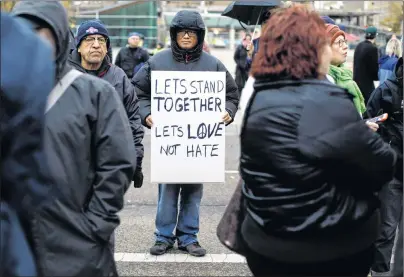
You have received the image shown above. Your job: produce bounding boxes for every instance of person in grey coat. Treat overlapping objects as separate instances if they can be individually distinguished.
[132,10,239,257]
[68,20,144,187]
[12,2,136,276]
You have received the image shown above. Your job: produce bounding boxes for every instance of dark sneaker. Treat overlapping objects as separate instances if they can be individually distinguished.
[179,242,206,257]
[150,242,173,255]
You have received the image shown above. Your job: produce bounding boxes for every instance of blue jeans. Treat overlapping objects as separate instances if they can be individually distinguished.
[154,183,203,247]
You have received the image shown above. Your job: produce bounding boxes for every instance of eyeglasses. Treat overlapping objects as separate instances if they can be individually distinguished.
[177,30,197,38]
[83,36,107,45]
[333,39,348,48]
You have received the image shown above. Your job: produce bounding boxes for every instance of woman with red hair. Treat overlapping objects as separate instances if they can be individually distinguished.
[239,4,396,276]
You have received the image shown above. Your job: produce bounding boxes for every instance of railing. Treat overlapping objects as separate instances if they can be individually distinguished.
[73,14,157,19]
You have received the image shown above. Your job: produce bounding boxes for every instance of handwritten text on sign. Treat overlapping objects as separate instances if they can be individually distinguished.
[151,71,226,183]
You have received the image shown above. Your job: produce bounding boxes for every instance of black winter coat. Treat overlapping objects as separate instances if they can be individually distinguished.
[69,50,144,170]
[12,2,136,276]
[234,44,250,91]
[240,78,396,261]
[353,40,379,103]
[367,57,403,182]
[115,46,149,79]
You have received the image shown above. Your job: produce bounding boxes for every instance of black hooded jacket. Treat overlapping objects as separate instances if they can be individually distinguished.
[367,57,403,182]
[12,2,136,276]
[68,50,144,170]
[132,10,239,127]
[353,40,379,102]
[115,45,149,79]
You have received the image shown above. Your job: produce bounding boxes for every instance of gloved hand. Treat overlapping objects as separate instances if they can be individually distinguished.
[133,169,143,188]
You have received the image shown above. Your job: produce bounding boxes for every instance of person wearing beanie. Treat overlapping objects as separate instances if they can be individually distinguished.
[353,26,379,103]
[326,25,366,114]
[68,20,145,189]
[326,24,379,133]
[115,31,150,79]
[74,20,110,66]
[12,2,137,276]
[70,19,113,60]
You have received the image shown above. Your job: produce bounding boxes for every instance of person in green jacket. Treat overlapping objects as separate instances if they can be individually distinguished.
[325,24,378,132]
[151,42,164,56]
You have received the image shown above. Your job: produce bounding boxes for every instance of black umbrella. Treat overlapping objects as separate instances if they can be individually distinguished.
[221,0,281,26]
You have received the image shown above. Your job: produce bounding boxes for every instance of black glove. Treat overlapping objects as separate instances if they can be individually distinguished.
[133,169,143,188]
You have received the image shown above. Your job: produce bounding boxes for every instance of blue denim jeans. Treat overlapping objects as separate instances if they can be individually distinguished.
[154,183,203,247]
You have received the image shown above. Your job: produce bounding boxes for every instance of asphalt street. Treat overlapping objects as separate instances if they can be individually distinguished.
[113,48,250,276]
[113,47,381,276]
[116,114,249,276]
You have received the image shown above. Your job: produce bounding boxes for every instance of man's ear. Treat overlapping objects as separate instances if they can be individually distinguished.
[78,47,81,53]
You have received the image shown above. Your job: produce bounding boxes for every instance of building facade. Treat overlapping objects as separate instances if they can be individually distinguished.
[71,1,158,48]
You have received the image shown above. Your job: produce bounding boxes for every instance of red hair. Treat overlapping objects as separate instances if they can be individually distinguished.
[251,4,328,80]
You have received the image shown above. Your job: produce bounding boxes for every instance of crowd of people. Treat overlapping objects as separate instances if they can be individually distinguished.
[1,1,402,277]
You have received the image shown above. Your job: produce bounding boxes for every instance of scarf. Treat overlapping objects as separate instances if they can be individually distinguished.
[328,64,366,115]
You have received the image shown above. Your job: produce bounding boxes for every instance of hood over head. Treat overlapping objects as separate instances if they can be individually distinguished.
[69,28,76,54]
[170,10,205,63]
[12,1,70,81]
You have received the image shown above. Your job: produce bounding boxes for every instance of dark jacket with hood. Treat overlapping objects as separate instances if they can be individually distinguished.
[234,43,250,91]
[353,40,379,103]
[69,50,144,171]
[115,43,149,79]
[240,78,396,263]
[12,2,136,276]
[1,13,55,277]
[132,10,239,127]
[367,57,403,182]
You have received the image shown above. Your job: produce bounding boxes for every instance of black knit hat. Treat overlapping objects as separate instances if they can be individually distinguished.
[76,20,110,48]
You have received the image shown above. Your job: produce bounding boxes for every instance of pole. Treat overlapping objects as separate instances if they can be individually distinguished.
[229,23,235,51]
[248,7,263,49]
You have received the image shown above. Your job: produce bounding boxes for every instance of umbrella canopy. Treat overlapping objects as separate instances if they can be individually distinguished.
[221,0,281,26]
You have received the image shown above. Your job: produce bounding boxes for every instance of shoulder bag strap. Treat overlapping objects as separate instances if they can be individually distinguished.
[45,69,83,114]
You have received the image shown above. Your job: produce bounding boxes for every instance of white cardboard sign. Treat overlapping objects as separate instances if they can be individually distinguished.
[150,71,226,183]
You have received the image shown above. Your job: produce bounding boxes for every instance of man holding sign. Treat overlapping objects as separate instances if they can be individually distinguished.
[132,10,239,257]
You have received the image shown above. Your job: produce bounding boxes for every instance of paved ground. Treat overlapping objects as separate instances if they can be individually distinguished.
[113,47,249,276]
[116,112,248,276]
[113,48,382,276]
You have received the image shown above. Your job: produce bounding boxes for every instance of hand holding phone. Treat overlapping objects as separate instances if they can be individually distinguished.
[367,113,388,123]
